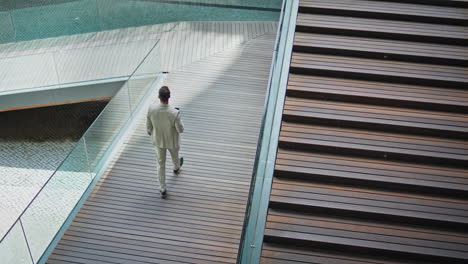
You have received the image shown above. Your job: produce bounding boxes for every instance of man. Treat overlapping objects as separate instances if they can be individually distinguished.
[147,86,184,198]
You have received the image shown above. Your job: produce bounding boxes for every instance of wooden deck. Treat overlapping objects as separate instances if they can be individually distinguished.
[46,33,276,263]
[262,0,468,263]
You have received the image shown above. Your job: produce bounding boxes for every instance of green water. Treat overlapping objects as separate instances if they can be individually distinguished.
[0,0,281,43]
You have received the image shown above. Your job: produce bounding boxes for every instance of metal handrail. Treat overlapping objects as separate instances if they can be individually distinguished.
[237,0,299,263]
[236,1,287,262]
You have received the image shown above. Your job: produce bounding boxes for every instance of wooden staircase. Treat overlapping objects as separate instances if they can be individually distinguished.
[261,0,468,263]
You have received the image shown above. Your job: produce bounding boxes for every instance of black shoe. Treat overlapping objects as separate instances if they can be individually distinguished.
[174,157,184,173]
[160,190,167,198]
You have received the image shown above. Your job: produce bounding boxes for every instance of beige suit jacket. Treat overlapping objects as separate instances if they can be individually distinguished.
[147,103,184,149]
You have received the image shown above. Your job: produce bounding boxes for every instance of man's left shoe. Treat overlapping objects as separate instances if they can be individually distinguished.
[173,157,184,173]
[160,190,167,198]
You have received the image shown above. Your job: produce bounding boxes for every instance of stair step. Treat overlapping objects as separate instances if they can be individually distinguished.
[262,243,399,264]
[369,0,468,8]
[261,1,468,263]
[269,178,468,230]
[275,149,468,198]
[294,33,468,66]
[264,209,468,263]
[296,13,468,45]
[290,52,468,89]
[282,97,468,139]
[279,121,467,167]
[299,0,468,25]
[287,74,468,113]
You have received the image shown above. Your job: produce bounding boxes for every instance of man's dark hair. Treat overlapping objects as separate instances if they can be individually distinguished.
[159,86,170,102]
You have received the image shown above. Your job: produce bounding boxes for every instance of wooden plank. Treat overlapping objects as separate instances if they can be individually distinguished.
[264,229,468,263]
[262,243,398,264]
[294,32,468,66]
[267,209,468,243]
[279,136,467,167]
[291,52,468,89]
[54,243,232,264]
[271,181,468,212]
[283,97,468,139]
[285,97,468,127]
[296,13,468,45]
[287,74,468,112]
[268,195,468,229]
[275,151,468,197]
[296,13,468,38]
[366,0,468,8]
[299,0,468,25]
[265,221,467,253]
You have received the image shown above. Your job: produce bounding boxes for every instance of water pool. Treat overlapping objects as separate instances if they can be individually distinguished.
[0,0,281,43]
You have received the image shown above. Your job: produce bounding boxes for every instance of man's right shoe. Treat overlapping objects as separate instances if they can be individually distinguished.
[160,190,167,198]
[174,157,184,173]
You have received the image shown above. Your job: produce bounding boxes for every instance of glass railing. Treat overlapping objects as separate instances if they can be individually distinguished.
[237,0,299,263]
[0,38,161,264]
[0,0,281,44]
[0,38,159,99]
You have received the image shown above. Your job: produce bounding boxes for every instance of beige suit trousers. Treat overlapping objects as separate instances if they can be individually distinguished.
[155,147,181,192]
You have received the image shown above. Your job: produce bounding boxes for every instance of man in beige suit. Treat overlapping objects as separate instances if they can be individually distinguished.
[147,86,184,198]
